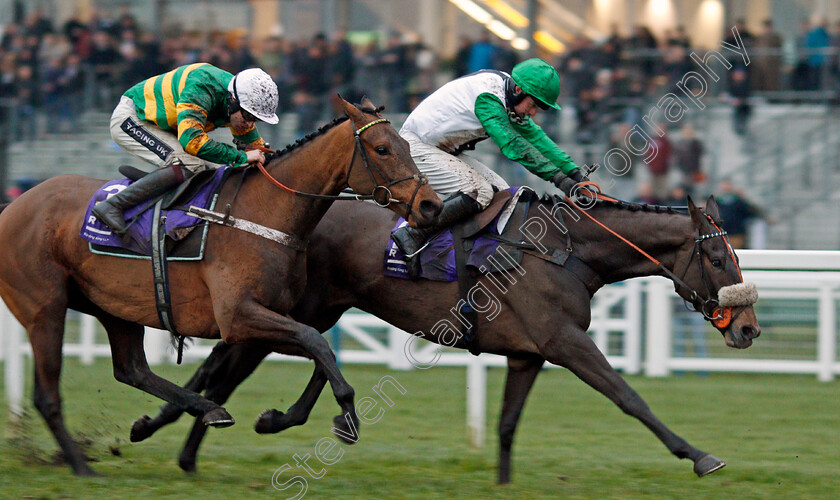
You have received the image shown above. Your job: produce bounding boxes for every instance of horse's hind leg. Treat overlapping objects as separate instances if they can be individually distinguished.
[498,355,544,485]
[98,315,235,429]
[175,344,272,473]
[28,306,100,476]
[541,326,724,477]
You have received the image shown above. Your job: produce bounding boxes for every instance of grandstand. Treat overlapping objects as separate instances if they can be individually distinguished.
[1,0,839,249]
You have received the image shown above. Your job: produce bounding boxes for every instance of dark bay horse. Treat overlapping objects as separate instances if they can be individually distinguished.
[134,194,760,483]
[0,98,443,476]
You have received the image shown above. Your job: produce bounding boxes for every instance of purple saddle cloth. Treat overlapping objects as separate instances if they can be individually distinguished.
[384,187,524,281]
[80,167,228,255]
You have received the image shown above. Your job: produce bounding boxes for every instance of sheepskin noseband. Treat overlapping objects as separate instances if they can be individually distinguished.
[717,282,758,307]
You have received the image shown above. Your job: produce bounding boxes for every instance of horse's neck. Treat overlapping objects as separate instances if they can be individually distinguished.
[248,122,353,239]
[572,206,693,284]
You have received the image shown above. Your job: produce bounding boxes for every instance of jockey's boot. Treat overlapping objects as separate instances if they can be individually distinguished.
[391,192,482,278]
[92,163,186,234]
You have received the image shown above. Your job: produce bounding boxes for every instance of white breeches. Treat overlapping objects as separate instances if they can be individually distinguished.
[401,131,509,209]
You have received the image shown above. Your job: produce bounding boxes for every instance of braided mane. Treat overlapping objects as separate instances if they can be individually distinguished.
[543,194,688,215]
[265,104,383,163]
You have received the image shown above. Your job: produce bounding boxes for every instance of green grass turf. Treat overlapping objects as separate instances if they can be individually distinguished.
[1,358,838,499]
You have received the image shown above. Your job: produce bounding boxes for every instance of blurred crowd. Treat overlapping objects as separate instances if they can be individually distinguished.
[2,9,839,137]
[0,7,452,138]
[1,10,817,245]
[552,18,840,143]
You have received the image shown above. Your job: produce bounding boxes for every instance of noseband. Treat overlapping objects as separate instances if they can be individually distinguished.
[671,215,757,328]
[254,117,428,225]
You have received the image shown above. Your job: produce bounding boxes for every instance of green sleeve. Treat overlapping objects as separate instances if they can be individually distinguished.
[474,93,579,180]
[177,84,248,167]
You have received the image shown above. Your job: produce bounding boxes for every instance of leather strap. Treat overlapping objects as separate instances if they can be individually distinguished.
[451,224,481,356]
[186,206,307,251]
[151,199,184,363]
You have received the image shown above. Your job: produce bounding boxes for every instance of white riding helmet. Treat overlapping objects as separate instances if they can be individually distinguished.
[228,68,280,124]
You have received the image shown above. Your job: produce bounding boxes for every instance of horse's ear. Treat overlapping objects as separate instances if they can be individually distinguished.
[340,97,362,121]
[687,195,703,226]
[360,96,376,111]
[704,195,721,221]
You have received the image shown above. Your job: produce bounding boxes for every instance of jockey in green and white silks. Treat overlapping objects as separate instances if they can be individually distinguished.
[392,58,587,270]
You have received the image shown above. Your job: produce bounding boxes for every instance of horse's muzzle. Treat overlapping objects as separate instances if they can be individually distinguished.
[418,198,443,223]
[723,303,761,349]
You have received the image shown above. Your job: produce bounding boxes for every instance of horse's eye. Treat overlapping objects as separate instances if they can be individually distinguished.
[374,146,390,156]
[712,259,722,268]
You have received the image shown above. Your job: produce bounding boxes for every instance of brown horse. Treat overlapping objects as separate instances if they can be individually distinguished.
[133,193,760,483]
[0,98,443,476]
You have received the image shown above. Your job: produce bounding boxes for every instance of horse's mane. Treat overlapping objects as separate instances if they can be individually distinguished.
[265,105,383,163]
[542,194,688,215]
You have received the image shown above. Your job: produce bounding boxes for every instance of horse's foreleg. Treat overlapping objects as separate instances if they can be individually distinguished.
[100,316,234,429]
[224,305,359,442]
[255,364,328,434]
[541,328,724,477]
[131,341,249,443]
[29,309,100,476]
[498,355,544,485]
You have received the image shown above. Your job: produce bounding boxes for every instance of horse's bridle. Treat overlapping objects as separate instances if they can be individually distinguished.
[669,215,756,329]
[568,193,757,330]
[254,117,428,225]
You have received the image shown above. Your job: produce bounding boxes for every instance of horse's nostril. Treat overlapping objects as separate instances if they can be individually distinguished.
[419,199,442,218]
[741,325,760,339]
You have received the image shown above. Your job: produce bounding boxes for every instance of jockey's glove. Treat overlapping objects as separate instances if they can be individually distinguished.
[552,168,587,196]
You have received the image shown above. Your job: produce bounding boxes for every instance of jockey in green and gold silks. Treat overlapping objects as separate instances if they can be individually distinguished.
[121,63,269,168]
[92,63,280,234]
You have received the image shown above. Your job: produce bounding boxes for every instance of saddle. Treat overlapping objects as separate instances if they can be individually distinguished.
[120,164,219,215]
[386,187,533,280]
[81,166,232,259]
[385,187,536,355]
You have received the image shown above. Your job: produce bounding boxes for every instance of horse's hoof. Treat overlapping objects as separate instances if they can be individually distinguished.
[202,408,235,428]
[255,409,285,434]
[332,414,360,445]
[694,454,726,477]
[179,456,197,474]
[130,415,153,443]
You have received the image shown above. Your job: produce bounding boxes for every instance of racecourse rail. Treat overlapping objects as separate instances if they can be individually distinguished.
[2,250,838,447]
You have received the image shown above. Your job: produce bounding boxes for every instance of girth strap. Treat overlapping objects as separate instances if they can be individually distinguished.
[451,224,481,356]
[151,199,185,363]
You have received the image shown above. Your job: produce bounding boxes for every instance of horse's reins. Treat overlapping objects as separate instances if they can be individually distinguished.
[252,118,428,225]
[566,186,754,329]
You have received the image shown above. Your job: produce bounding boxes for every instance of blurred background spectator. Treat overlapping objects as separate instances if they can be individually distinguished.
[672,124,705,196]
[647,125,672,201]
[715,180,765,249]
[753,19,782,92]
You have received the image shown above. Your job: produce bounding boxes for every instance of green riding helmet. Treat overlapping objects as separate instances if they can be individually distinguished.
[511,58,562,110]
